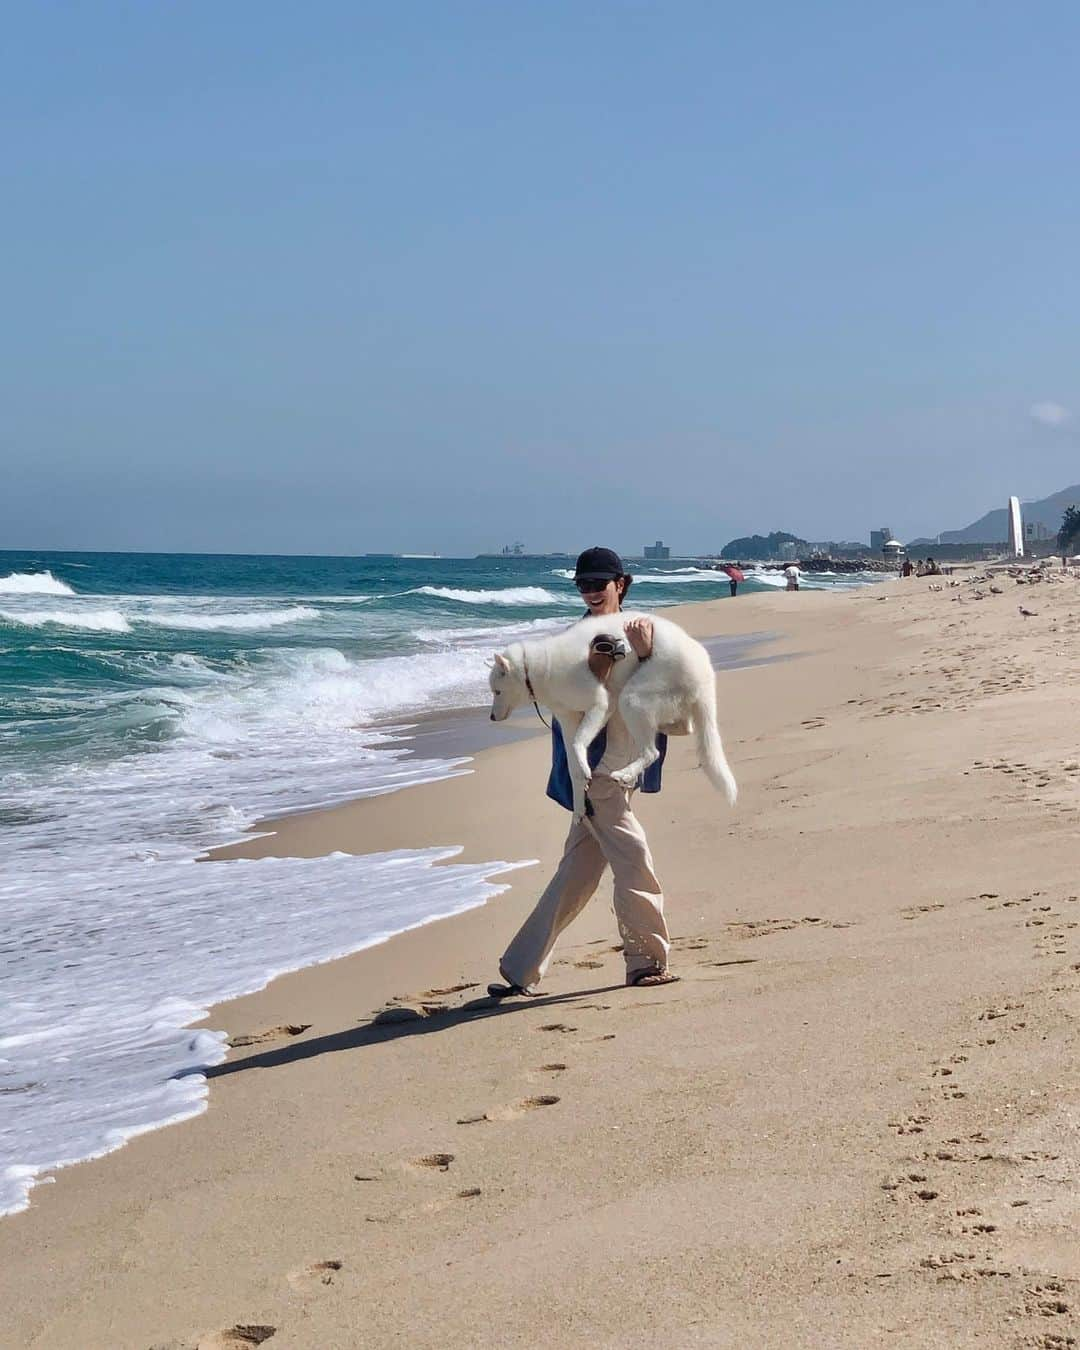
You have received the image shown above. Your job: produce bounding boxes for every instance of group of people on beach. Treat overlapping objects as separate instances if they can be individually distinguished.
[901,557,943,578]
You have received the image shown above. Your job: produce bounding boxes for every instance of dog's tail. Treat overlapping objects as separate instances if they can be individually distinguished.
[692,691,737,807]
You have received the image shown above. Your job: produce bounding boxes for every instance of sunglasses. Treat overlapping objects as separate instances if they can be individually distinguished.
[574,576,615,593]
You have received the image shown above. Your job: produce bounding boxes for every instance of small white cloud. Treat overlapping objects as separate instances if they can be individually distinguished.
[1030,401,1071,426]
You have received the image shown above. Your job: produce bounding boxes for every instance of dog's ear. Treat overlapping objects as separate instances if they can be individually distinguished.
[493,652,510,674]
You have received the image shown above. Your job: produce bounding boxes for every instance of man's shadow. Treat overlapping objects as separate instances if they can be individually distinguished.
[198,983,623,1082]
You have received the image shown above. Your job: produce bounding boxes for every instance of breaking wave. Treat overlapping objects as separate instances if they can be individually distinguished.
[410,585,563,605]
[0,608,131,633]
[0,570,76,596]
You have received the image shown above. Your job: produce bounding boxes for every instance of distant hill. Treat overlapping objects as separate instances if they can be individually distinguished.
[935,484,1080,545]
[720,531,806,559]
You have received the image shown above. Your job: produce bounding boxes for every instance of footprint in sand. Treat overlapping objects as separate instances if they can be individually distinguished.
[370,1195,483,1222]
[901,903,945,920]
[1023,1282,1072,1318]
[403,1152,455,1173]
[197,1327,276,1349]
[538,1022,576,1034]
[727,916,850,939]
[880,1171,939,1203]
[372,1002,449,1024]
[363,1187,484,1223]
[890,1113,931,1135]
[457,1095,560,1125]
[671,935,710,950]
[485,1095,561,1121]
[286,1260,343,1294]
[228,1024,310,1049]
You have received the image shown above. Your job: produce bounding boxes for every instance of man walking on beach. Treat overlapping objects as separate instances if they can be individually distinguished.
[488,547,679,998]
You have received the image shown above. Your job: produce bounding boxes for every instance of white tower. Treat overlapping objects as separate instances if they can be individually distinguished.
[1007,495,1024,558]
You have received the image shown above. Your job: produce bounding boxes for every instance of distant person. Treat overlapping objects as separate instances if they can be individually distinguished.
[925,556,942,576]
[783,564,801,592]
[719,563,744,596]
[901,559,914,578]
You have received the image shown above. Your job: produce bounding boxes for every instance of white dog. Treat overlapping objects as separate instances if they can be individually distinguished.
[488,612,737,822]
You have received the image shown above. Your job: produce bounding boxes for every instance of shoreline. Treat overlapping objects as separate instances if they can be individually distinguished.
[9,575,1080,1347]
[0,594,792,1223]
[206,616,788,862]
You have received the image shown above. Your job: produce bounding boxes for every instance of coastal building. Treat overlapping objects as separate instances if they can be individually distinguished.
[882,538,904,566]
[869,527,892,551]
[643,540,670,560]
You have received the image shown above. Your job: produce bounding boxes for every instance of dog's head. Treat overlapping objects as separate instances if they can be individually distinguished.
[488,646,529,721]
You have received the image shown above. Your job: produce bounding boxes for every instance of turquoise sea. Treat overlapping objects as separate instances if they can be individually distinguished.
[0,549,880,1216]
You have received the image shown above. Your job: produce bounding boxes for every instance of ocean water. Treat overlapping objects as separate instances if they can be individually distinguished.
[0,550,880,1216]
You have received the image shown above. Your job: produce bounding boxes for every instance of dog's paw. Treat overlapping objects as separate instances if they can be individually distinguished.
[608,766,641,788]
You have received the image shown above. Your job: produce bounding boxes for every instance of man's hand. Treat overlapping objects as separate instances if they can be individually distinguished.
[624,616,653,660]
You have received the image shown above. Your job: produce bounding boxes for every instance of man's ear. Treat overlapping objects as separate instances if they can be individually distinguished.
[493,652,510,674]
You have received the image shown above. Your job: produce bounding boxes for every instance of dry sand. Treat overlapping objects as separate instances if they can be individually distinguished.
[3,575,1080,1349]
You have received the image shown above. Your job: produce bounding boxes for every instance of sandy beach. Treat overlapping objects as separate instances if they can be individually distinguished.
[4,576,1080,1349]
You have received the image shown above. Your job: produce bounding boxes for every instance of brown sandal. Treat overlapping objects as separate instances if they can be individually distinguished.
[626,969,680,988]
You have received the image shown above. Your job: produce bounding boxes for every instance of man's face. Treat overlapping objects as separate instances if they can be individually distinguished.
[575,576,619,615]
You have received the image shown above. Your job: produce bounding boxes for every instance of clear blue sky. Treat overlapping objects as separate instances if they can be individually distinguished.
[3,1,1079,555]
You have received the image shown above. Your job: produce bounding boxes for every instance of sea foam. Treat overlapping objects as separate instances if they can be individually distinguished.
[0,846,533,1216]
[410,585,562,605]
[140,605,321,631]
[0,629,532,1216]
[0,608,132,633]
[0,570,76,596]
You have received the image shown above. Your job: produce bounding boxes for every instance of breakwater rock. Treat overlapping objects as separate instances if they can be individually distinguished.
[699,557,895,573]
[796,557,894,573]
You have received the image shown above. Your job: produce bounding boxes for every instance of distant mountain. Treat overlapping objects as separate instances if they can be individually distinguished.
[935,484,1080,545]
[720,531,806,559]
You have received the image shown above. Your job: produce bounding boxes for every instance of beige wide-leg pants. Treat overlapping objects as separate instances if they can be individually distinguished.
[499,775,670,991]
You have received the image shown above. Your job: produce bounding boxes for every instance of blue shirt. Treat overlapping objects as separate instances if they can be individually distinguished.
[545,720,667,812]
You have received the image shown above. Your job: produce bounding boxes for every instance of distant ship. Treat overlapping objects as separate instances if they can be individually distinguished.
[476,543,573,559]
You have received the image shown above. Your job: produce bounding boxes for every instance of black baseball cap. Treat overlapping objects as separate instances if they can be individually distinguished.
[574,546,625,582]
